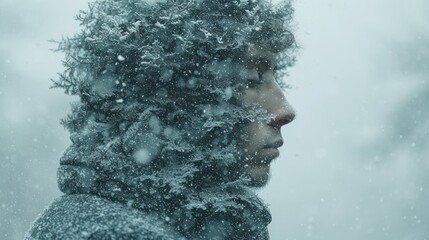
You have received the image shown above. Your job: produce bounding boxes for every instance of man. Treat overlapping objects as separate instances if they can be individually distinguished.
[238,45,295,187]
[25,0,296,239]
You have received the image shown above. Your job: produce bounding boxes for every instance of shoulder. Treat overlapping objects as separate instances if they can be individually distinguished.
[25,194,184,240]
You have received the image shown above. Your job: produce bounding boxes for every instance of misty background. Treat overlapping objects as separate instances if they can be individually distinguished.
[0,0,427,239]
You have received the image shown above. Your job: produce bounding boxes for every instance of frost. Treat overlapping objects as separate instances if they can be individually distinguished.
[160,70,173,82]
[92,76,116,97]
[85,37,96,42]
[149,116,162,134]
[223,87,233,100]
[187,79,196,88]
[163,127,179,140]
[117,55,125,61]
[154,22,165,28]
[200,28,212,38]
[133,148,153,165]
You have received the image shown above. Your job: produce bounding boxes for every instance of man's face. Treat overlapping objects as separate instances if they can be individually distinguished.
[237,46,295,187]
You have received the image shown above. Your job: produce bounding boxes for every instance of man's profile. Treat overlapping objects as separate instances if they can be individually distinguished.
[25,0,296,239]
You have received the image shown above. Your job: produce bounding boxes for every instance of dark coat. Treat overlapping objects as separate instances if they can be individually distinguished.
[25,194,185,240]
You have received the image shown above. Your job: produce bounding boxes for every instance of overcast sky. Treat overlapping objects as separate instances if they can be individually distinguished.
[1,0,428,239]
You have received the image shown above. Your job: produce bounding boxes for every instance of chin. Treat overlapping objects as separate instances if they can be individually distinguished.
[245,165,271,187]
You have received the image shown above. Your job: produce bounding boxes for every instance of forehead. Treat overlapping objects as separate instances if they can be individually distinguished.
[244,45,276,68]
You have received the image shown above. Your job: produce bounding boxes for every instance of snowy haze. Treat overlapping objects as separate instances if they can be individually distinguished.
[1,0,428,239]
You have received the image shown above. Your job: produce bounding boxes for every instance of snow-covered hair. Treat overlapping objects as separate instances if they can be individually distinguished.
[56,0,296,238]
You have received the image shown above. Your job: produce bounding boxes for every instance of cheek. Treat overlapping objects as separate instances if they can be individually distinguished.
[240,122,263,151]
[238,89,259,106]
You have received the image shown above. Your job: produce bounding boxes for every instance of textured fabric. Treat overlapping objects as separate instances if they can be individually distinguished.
[25,194,185,240]
[55,163,271,240]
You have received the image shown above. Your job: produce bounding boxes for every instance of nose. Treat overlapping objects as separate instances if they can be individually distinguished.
[265,80,295,128]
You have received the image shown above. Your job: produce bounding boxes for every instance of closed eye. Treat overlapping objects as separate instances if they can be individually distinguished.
[246,71,264,88]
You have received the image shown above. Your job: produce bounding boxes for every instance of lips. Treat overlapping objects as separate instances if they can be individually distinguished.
[264,139,284,149]
[264,139,283,156]
[248,139,283,165]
